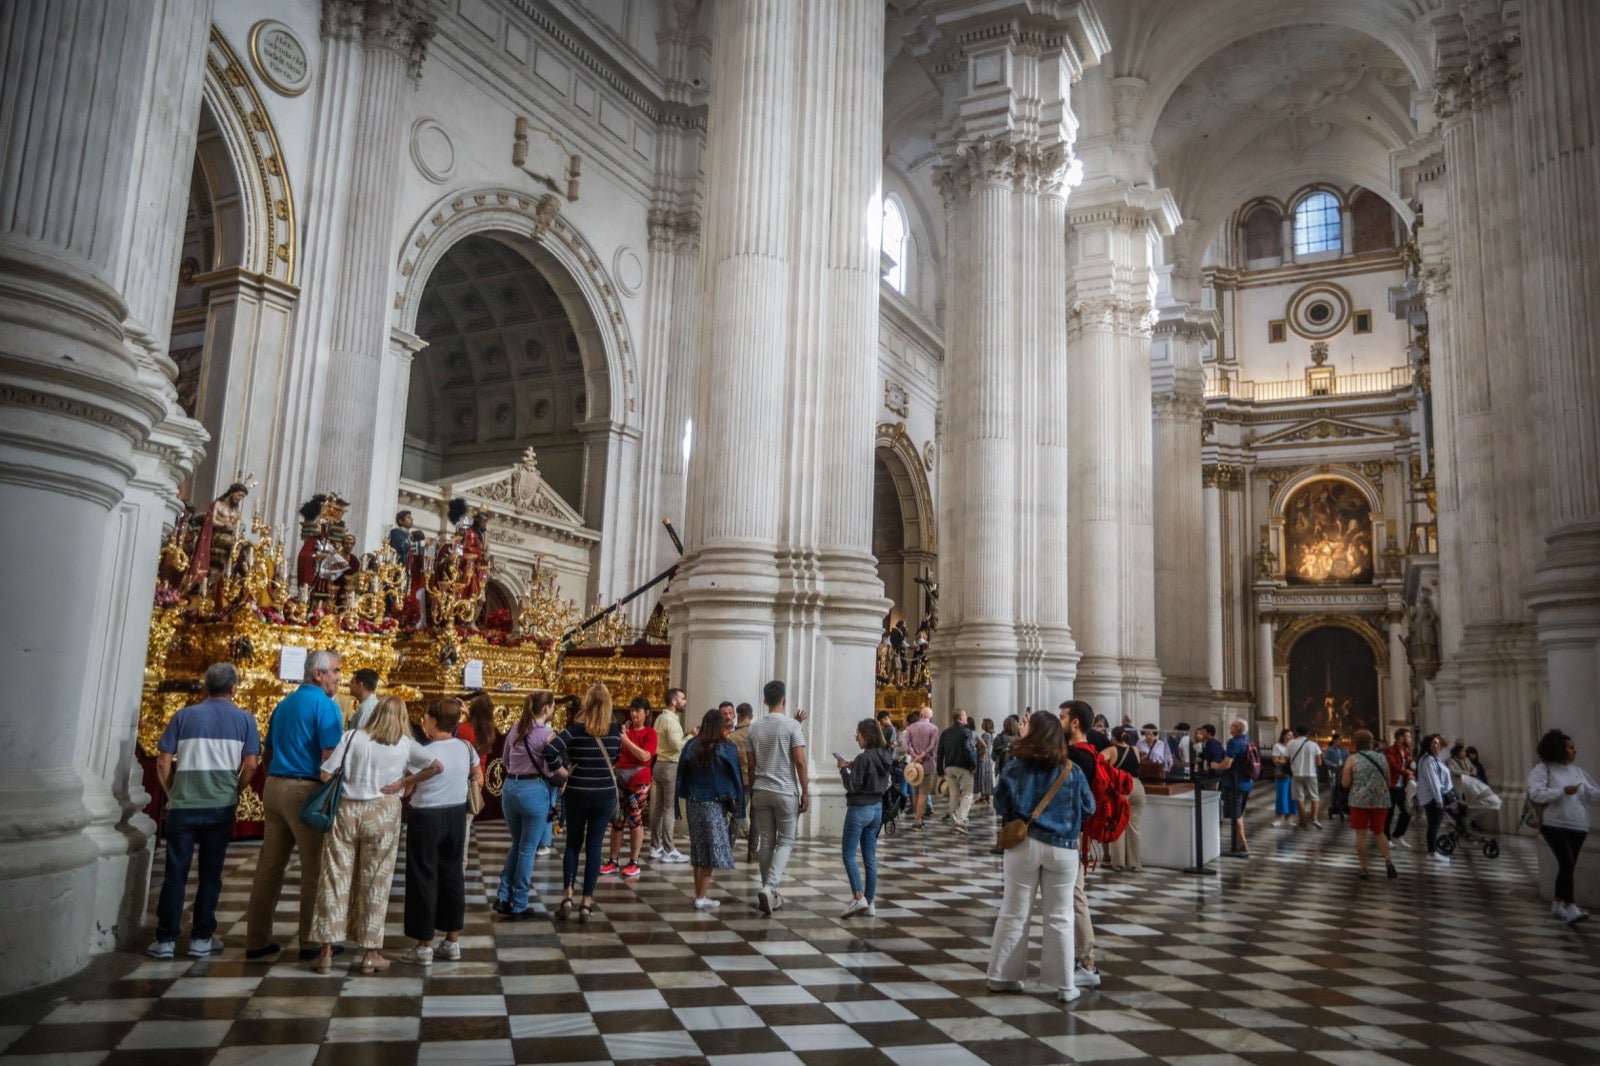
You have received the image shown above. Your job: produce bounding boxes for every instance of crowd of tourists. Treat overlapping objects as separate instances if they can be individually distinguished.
[151,654,1600,994]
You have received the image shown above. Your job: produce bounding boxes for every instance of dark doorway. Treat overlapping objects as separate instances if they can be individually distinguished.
[1287,625,1379,740]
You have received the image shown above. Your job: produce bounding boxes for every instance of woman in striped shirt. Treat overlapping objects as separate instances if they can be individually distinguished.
[544,684,622,922]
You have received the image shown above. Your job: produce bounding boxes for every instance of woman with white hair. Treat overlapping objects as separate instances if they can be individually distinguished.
[308,696,440,973]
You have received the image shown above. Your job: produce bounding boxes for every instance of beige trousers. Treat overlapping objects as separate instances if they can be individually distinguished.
[1073,865,1095,968]
[246,777,325,951]
[946,767,975,827]
[310,795,402,949]
[1108,779,1146,871]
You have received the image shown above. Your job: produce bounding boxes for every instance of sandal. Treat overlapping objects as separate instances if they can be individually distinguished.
[556,897,575,921]
[578,903,594,923]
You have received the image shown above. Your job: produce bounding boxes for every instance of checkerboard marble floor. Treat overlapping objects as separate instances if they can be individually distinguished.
[4,804,1600,1065]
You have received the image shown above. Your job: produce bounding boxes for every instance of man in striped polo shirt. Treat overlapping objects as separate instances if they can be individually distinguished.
[149,662,260,959]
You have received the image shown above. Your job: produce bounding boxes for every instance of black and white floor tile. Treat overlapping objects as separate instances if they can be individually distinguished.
[3,805,1599,1065]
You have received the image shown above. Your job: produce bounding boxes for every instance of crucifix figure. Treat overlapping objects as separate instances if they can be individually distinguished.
[913,567,939,633]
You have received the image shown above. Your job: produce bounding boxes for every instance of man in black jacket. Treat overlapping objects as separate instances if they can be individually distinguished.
[936,711,979,833]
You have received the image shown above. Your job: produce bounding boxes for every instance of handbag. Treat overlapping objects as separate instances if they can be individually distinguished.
[1521,764,1549,829]
[299,732,353,832]
[465,739,485,815]
[998,764,1072,850]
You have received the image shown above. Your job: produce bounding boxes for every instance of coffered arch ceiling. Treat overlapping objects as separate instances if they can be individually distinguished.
[405,233,592,510]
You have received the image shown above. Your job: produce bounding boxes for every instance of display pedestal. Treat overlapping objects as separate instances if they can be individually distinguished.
[1143,788,1220,871]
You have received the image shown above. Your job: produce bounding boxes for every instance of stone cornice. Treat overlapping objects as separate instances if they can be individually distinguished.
[879,286,946,361]
[1204,250,1406,292]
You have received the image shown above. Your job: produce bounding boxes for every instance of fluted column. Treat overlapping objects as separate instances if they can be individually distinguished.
[1519,0,1600,770]
[1387,611,1410,728]
[924,3,1100,718]
[1203,471,1226,690]
[1256,612,1278,727]
[1067,187,1178,725]
[312,0,435,543]
[0,0,210,993]
[1152,301,1215,726]
[665,0,797,707]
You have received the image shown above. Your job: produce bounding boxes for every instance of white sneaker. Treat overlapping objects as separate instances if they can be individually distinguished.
[757,886,774,914]
[1428,851,1451,864]
[842,897,869,918]
[186,937,222,958]
[1553,900,1568,917]
[147,940,175,960]
[401,945,433,966]
[1312,820,1325,829]
[650,846,665,859]
[536,846,554,857]
[986,979,1024,992]
[1058,987,1082,1004]
[666,850,689,864]
[437,941,461,961]
[771,892,785,912]
[1564,903,1590,924]
[1073,962,1102,988]
[864,900,876,917]
[1393,836,1412,849]
[693,897,722,910]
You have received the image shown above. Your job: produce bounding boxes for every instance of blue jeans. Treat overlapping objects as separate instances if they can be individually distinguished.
[1274,775,1297,817]
[499,777,554,911]
[841,804,882,899]
[156,805,235,942]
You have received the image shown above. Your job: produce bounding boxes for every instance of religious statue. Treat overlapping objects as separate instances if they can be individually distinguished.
[913,567,939,632]
[296,493,350,607]
[1407,588,1440,675]
[178,481,250,598]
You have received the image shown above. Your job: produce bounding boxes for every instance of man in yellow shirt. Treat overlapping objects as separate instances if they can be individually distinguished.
[649,687,689,862]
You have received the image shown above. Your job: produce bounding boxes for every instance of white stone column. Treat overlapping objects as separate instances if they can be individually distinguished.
[1255,610,1278,729]
[666,0,797,706]
[1519,0,1600,775]
[0,0,209,994]
[924,4,1101,718]
[1203,472,1226,691]
[1067,186,1179,724]
[312,0,435,545]
[1152,301,1215,726]
[268,1,367,530]
[1387,610,1409,728]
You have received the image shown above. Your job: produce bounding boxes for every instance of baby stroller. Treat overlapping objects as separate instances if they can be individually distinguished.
[1437,776,1501,858]
[882,756,909,836]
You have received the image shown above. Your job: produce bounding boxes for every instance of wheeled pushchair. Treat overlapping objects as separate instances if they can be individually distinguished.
[1437,775,1502,858]
[881,755,909,836]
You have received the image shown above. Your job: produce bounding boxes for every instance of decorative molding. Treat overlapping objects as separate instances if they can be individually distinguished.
[1249,415,1396,447]
[1202,463,1245,491]
[1272,610,1390,669]
[884,380,910,418]
[1067,296,1155,339]
[646,208,700,254]
[205,28,298,283]
[934,137,1070,202]
[247,20,311,96]
[409,117,455,184]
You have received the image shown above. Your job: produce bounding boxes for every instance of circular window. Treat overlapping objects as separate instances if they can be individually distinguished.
[1287,283,1352,339]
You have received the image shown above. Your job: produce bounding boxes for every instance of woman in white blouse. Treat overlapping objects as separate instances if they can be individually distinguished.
[309,697,440,974]
[402,698,482,965]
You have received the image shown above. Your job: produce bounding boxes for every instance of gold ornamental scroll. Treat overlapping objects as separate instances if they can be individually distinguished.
[390,630,563,733]
[557,646,671,713]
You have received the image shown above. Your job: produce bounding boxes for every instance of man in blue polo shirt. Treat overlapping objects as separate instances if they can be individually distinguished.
[149,662,260,959]
[245,649,343,960]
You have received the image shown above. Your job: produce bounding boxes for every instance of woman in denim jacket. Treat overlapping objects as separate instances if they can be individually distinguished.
[987,710,1095,1004]
[676,709,746,910]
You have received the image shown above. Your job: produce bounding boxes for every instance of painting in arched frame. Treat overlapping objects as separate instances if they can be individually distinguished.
[1283,478,1373,585]
[1288,625,1379,740]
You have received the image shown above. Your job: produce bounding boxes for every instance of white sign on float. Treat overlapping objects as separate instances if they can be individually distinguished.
[463,659,485,689]
[278,645,307,682]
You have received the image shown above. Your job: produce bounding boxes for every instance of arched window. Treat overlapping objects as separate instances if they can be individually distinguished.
[1293,191,1342,256]
[882,196,908,293]
[1241,203,1283,262]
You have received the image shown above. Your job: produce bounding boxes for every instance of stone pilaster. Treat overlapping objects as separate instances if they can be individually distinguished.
[1152,301,1215,726]
[924,3,1103,718]
[1067,185,1179,726]
[0,0,211,994]
[1518,0,1600,778]
[314,0,437,543]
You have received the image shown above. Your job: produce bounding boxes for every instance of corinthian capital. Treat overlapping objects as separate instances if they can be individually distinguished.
[324,0,437,76]
[934,137,1075,204]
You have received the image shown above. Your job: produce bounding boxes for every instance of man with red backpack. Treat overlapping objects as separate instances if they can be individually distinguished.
[1059,700,1134,990]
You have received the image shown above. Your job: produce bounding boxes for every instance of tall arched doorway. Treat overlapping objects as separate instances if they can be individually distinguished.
[404,233,597,516]
[1287,624,1380,739]
[872,422,935,630]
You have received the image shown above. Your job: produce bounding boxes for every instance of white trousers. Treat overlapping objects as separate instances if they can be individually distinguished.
[987,835,1079,994]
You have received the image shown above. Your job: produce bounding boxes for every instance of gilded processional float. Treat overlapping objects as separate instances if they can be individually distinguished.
[139,452,669,830]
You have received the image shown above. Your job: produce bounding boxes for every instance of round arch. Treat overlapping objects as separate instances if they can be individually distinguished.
[395,188,638,430]
[874,421,936,626]
[1128,2,1433,146]
[200,27,297,284]
[1271,466,1381,518]
[1274,613,1388,669]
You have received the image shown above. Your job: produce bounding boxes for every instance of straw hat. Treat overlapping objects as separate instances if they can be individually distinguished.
[904,761,925,787]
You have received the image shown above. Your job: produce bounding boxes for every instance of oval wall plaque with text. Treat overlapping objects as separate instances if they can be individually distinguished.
[249,20,311,97]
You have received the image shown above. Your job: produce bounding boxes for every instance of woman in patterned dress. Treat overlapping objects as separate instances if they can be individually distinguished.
[676,708,745,910]
[1339,729,1396,880]
[976,719,997,803]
